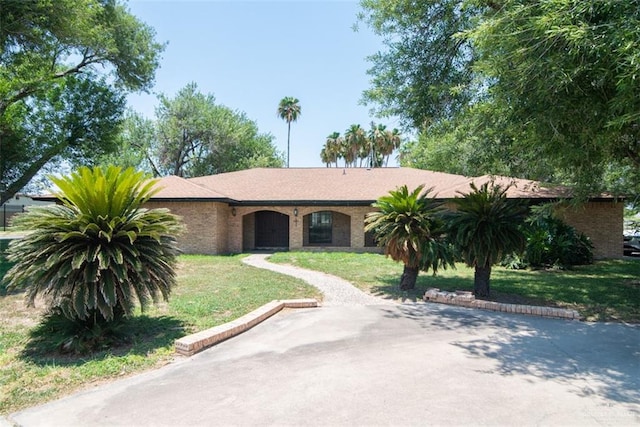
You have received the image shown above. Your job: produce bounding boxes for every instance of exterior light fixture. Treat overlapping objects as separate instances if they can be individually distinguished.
[231,207,237,216]
[293,208,298,217]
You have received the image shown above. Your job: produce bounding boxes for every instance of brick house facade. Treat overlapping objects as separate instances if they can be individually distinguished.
[147,168,623,259]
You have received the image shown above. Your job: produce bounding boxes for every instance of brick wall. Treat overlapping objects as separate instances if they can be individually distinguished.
[445,200,623,259]
[556,201,623,259]
[145,201,227,255]
[149,199,622,258]
[226,205,378,253]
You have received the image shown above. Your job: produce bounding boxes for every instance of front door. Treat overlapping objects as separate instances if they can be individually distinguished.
[255,211,289,249]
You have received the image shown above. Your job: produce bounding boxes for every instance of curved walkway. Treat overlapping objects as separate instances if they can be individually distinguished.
[242,253,395,306]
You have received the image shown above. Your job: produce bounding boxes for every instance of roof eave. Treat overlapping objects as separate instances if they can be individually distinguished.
[149,197,235,203]
[229,200,376,207]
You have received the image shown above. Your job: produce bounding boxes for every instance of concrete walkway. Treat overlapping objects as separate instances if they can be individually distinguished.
[242,253,395,306]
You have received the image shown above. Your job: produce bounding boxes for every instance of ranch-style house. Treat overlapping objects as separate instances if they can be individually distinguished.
[144,167,623,259]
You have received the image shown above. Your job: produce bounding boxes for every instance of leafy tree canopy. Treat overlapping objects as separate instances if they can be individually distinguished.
[360,0,640,202]
[102,83,284,177]
[0,0,164,204]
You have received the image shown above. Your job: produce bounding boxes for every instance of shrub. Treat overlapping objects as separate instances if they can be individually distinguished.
[4,166,183,329]
[525,205,593,268]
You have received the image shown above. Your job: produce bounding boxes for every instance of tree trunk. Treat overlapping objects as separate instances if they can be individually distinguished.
[287,122,291,168]
[474,264,492,298]
[0,142,64,205]
[399,265,419,291]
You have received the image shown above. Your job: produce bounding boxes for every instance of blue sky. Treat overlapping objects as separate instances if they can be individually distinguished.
[126,0,400,168]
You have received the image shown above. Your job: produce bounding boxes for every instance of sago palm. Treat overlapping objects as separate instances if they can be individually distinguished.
[4,166,183,325]
[365,185,454,291]
[448,182,528,297]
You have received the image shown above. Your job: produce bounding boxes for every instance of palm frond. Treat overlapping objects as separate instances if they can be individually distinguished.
[449,181,528,268]
[366,185,454,274]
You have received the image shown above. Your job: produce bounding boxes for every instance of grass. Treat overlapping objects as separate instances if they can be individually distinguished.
[0,254,321,415]
[269,251,640,323]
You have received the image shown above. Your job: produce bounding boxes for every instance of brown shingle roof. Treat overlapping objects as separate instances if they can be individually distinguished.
[451,174,572,199]
[178,167,572,203]
[151,175,227,199]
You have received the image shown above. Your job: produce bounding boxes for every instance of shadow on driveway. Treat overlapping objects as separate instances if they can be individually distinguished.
[384,303,640,407]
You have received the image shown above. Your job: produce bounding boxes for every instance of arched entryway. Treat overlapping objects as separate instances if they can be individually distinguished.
[252,210,290,250]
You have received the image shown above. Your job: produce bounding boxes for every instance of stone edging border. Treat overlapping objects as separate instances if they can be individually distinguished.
[423,288,581,320]
[174,299,319,356]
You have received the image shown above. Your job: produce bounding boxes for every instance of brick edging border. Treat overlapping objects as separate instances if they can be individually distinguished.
[423,288,581,320]
[174,299,319,356]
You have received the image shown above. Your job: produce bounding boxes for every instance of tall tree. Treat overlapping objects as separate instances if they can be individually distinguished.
[318,123,402,168]
[0,0,163,204]
[104,84,284,177]
[359,0,480,129]
[154,83,217,177]
[277,97,301,168]
[344,124,367,167]
[382,127,401,166]
[368,123,387,168]
[360,0,640,201]
[365,185,454,290]
[323,132,342,168]
[447,182,528,297]
[320,144,335,167]
[99,111,161,176]
[466,0,640,199]
[400,103,556,182]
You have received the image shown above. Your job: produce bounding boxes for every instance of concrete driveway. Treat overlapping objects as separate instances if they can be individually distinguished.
[8,303,639,426]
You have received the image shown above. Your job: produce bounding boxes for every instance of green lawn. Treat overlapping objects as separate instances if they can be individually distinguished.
[269,252,640,323]
[0,255,321,415]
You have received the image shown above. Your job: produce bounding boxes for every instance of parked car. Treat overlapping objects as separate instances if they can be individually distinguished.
[623,235,640,257]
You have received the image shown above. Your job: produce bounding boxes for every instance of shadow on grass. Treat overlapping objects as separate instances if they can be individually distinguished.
[370,263,640,321]
[20,314,186,367]
[380,303,640,407]
[369,273,473,303]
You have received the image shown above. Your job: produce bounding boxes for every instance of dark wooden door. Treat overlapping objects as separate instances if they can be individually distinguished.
[255,211,289,248]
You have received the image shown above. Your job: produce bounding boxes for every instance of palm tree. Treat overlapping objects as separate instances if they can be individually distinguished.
[277,97,301,168]
[383,128,402,166]
[344,124,366,168]
[368,123,387,168]
[324,132,342,167]
[447,182,528,297]
[365,185,455,291]
[320,144,333,167]
[340,136,355,167]
[4,166,183,325]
